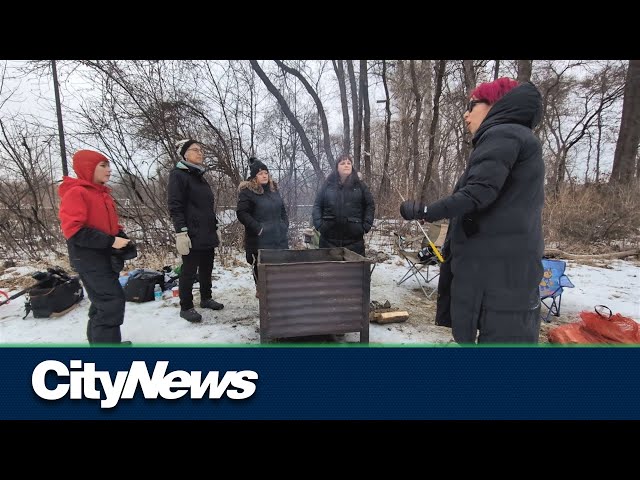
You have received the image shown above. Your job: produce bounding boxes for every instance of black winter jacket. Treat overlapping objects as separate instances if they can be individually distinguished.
[312,172,375,249]
[426,81,544,263]
[167,161,219,250]
[430,82,545,338]
[236,178,289,254]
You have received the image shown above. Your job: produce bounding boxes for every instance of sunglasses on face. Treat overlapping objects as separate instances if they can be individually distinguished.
[466,99,488,113]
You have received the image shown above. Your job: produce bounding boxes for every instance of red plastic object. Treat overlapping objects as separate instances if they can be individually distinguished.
[548,309,640,344]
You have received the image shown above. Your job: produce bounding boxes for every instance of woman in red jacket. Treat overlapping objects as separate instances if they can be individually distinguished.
[58,150,136,345]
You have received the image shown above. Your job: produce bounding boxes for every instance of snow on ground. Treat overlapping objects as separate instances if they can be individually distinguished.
[0,253,638,345]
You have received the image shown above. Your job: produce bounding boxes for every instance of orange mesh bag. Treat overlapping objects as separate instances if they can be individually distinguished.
[548,322,607,344]
[580,309,640,344]
[548,305,640,345]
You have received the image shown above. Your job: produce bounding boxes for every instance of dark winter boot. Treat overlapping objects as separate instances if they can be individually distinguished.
[180,308,203,323]
[200,298,224,310]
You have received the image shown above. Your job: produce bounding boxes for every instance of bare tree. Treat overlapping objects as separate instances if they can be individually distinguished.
[393,60,412,194]
[611,60,640,184]
[0,119,63,260]
[202,60,256,180]
[537,61,625,192]
[517,60,533,83]
[347,61,361,168]
[332,60,351,154]
[275,60,335,169]
[379,60,392,200]
[360,60,371,180]
[462,60,476,94]
[460,60,480,168]
[421,60,446,203]
[249,60,324,183]
[409,60,423,191]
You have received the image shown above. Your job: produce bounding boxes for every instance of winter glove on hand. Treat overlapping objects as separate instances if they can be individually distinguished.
[400,200,427,221]
[176,232,192,256]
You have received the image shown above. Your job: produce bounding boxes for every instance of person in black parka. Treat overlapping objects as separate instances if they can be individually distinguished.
[400,78,545,344]
[168,139,224,324]
[236,157,289,296]
[312,153,375,256]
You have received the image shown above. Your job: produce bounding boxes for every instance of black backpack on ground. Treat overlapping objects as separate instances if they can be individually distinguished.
[124,269,165,302]
[24,267,84,319]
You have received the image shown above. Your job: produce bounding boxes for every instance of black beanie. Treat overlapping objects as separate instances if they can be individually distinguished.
[249,157,268,179]
[175,139,199,159]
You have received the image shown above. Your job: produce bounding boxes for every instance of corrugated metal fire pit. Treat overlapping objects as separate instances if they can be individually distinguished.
[257,248,370,344]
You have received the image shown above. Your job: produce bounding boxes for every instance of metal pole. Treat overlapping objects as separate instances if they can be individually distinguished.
[51,60,68,177]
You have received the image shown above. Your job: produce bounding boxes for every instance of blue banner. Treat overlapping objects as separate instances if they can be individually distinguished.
[1,346,639,420]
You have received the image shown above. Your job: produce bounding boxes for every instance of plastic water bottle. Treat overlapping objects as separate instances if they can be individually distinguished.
[154,284,162,302]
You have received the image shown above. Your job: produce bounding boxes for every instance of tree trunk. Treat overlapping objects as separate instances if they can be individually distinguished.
[596,111,603,183]
[333,60,351,154]
[250,60,324,183]
[493,60,500,80]
[347,60,361,169]
[421,60,434,191]
[421,60,446,203]
[398,60,411,194]
[358,64,365,173]
[379,60,392,200]
[517,60,533,83]
[462,60,476,94]
[555,148,568,195]
[409,60,422,192]
[360,60,371,181]
[275,60,335,169]
[610,60,640,184]
[460,60,477,169]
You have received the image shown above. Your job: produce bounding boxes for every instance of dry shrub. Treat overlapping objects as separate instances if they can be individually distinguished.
[544,183,640,252]
[374,190,404,220]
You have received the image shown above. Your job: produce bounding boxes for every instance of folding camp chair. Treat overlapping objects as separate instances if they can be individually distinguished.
[539,258,575,323]
[394,223,447,298]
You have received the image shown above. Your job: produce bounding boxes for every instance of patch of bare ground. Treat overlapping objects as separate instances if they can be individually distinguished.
[400,285,583,345]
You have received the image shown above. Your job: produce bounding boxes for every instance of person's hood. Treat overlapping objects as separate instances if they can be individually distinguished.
[473,81,542,145]
[71,149,109,182]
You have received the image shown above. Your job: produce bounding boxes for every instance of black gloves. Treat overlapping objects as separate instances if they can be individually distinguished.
[400,200,427,221]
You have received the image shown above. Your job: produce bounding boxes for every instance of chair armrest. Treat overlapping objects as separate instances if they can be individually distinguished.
[560,275,574,288]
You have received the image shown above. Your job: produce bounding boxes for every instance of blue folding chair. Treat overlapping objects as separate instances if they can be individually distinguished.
[539,258,575,323]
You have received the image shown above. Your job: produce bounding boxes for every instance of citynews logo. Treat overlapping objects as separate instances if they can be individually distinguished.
[32,360,258,409]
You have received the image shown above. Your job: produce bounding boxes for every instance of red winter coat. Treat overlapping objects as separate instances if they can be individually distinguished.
[58,177,122,239]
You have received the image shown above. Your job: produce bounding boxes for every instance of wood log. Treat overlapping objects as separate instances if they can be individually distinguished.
[544,248,640,260]
[369,307,397,320]
[374,311,409,324]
